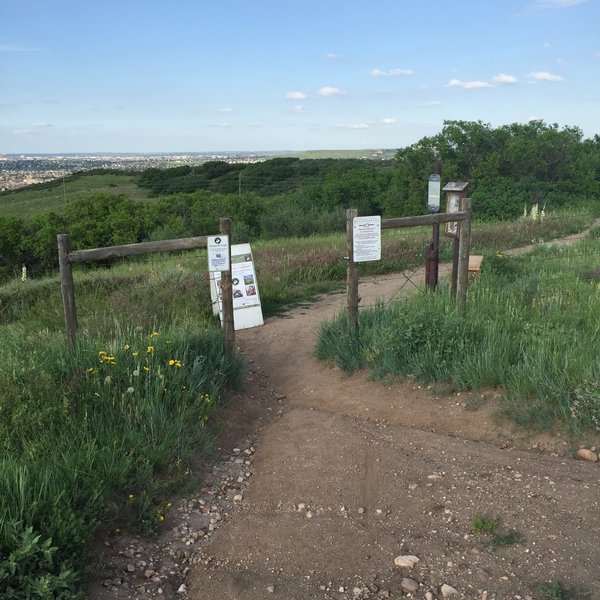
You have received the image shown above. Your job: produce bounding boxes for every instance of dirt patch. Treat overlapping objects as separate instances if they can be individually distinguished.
[88,235,600,600]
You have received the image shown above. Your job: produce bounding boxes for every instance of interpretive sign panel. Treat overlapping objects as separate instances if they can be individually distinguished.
[353,216,381,262]
[210,243,263,330]
[207,235,230,272]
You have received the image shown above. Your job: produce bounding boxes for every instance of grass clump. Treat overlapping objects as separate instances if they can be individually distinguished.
[470,515,524,549]
[470,515,499,535]
[536,581,589,600]
[317,234,600,434]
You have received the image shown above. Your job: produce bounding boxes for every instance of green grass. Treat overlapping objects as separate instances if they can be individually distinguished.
[470,515,525,549]
[0,173,150,219]
[536,581,589,600]
[316,230,600,435]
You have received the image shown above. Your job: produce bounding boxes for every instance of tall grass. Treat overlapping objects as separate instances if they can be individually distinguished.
[0,320,242,598]
[317,234,600,434]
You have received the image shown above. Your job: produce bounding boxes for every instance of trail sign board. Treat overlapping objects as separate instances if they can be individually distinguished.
[207,235,230,271]
[353,216,381,262]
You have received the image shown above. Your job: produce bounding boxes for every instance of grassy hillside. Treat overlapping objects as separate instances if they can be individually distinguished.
[0,173,150,218]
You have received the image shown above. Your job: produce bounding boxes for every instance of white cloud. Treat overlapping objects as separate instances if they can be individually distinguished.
[371,67,413,77]
[381,118,396,124]
[292,105,307,113]
[218,107,233,113]
[527,71,563,81]
[326,53,341,60]
[534,0,588,8]
[317,86,345,96]
[336,123,370,129]
[447,79,493,89]
[420,100,442,107]
[492,73,518,84]
[286,91,307,100]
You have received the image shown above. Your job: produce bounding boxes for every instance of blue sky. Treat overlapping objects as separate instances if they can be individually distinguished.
[1,0,598,153]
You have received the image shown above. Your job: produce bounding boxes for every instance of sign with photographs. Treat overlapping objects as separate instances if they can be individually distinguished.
[210,243,263,330]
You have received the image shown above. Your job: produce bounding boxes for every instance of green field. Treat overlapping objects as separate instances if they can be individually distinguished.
[0,173,150,219]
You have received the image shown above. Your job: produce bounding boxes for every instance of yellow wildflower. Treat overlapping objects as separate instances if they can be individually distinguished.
[147,346,154,354]
[159,514,164,522]
[132,351,139,357]
[123,344,130,350]
[150,331,159,337]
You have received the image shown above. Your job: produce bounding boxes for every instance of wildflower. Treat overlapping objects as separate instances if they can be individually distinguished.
[143,366,150,372]
[86,367,96,374]
[123,344,130,350]
[150,331,159,337]
[104,376,112,385]
[168,359,183,367]
[115,528,121,535]
[132,351,139,357]
[147,346,154,354]
[132,369,140,377]
[159,514,164,522]
[166,502,172,508]
[98,351,107,357]
[126,387,135,394]
[128,494,134,500]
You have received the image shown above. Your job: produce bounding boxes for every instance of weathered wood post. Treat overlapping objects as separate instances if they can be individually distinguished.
[219,218,235,354]
[346,208,359,328]
[57,234,77,346]
[456,198,472,311]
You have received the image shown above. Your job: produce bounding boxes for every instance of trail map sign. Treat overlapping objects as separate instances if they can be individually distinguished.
[210,243,263,330]
[353,216,381,262]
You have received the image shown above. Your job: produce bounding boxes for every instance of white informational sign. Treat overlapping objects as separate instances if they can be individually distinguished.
[209,243,264,330]
[353,216,381,262]
[428,174,441,213]
[445,194,460,237]
[207,235,230,272]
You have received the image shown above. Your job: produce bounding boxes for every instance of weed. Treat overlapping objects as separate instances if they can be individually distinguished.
[536,581,589,600]
[470,515,498,535]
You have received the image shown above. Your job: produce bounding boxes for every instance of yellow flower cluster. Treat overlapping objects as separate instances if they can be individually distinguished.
[98,351,116,365]
[168,359,183,368]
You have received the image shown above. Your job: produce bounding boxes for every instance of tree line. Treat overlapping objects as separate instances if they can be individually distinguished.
[1,120,598,283]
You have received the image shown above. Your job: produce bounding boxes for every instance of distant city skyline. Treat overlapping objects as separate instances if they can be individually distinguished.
[1,0,599,153]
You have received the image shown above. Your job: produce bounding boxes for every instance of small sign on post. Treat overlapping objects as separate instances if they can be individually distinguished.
[207,235,230,272]
[352,216,381,262]
[442,182,469,238]
[427,174,441,213]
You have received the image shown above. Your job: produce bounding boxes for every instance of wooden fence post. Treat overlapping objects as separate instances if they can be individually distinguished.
[219,218,235,354]
[456,198,472,311]
[346,208,359,328]
[57,234,77,346]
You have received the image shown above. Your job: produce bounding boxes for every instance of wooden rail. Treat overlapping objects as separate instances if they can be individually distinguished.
[57,229,235,352]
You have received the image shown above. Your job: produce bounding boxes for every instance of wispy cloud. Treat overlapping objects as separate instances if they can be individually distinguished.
[492,73,518,84]
[371,68,413,77]
[381,118,396,124]
[447,79,493,89]
[336,123,370,129]
[317,86,345,96]
[326,53,341,60]
[286,91,307,100]
[292,105,308,113]
[218,107,234,113]
[527,70,563,81]
[420,100,442,107]
[0,43,43,52]
[533,0,588,8]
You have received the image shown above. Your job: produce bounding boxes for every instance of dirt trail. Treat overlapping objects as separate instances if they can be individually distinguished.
[89,226,600,600]
[183,229,600,600]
